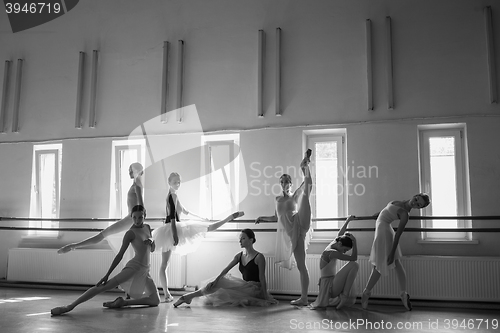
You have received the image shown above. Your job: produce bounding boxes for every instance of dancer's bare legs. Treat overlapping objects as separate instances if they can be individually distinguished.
[160,211,244,302]
[103,278,160,308]
[207,211,245,232]
[159,250,174,302]
[57,216,133,254]
[362,266,381,309]
[51,267,159,315]
[291,150,313,306]
[332,261,359,309]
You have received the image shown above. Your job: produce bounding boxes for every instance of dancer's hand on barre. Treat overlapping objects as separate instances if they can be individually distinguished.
[255,215,277,224]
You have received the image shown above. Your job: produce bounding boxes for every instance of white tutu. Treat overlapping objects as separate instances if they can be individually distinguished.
[152,220,208,255]
[198,274,278,307]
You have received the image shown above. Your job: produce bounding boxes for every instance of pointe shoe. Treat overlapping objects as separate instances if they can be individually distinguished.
[361,290,371,310]
[51,306,70,316]
[103,296,126,308]
[173,296,191,308]
[400,291,412,311]
[328,297,340,307]
[57,244,75,254]
[300,149,312,168]
[336,293,349,310]
[232,211,245,219]
[290,298,308,306]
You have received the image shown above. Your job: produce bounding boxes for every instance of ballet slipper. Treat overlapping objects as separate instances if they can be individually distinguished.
[57,244,75,254]
[290,298,309,306]
[50,305,71,316]
[400,291,412,311]
[173,296,191,308]
[361,290,371,310]
[103,297,126,308]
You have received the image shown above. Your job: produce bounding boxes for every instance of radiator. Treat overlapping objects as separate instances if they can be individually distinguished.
[265,255,500,302]
[7,248,185,289]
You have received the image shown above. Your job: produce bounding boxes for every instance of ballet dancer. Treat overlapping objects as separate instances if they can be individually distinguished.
[255,149,314,306]
[309,215,358,310]
[173,229,277,307]
[57,162,145,254]
[153,172,244,302]
[361,193,430,311]
[51,205,160,315]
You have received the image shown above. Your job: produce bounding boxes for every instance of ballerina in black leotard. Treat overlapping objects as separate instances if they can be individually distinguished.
[173,229,277,307]
[152,172,244,302]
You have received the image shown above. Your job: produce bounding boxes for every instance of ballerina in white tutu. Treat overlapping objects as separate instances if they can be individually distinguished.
[57,162,145,254]
[361,193,430,311]
[173,229,277,307]
[153,172,244,302]
[309,215,358,310]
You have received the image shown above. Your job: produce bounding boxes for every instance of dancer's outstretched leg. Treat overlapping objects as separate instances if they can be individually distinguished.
[207,211,244,232]
[159,250,174,302]
[57,216,133,254]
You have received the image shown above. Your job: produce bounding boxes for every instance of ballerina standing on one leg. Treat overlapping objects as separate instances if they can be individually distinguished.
[309,215,359,310]
[153,172,244,302]
[361,193,430,311]
[57,163,145,254]
[256,149,314,306]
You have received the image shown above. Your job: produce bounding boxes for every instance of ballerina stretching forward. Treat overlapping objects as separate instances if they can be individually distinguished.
[57,163,145,254]
[173,229,277,307]
[152,172,244,302]
[51,205,160,315]
[309,215,359,310]
[256,149,314,306]
[361,193,430,311]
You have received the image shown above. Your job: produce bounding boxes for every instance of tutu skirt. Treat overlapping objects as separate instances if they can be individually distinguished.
[116,259,154,299]
[198,274,278,307]
[152,220,208,255]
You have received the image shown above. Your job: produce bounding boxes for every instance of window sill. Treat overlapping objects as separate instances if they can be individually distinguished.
[417,239,479,245]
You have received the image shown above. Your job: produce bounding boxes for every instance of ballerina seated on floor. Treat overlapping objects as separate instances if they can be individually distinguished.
[51,205,160,316]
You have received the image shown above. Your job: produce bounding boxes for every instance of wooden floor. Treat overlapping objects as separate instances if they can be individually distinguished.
[1,286,499,333]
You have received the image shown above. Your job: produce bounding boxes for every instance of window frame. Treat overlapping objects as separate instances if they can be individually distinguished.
[305,130,347,238]
[418,125,472,241]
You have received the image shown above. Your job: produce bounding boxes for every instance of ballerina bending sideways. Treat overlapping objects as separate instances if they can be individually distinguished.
[361,193,430,311]
[152,172,244,302]
[57,163,145,254]
[255,149,314,306]
[309,215,358,310]
[51,205,160,316]
[173,229,277,307]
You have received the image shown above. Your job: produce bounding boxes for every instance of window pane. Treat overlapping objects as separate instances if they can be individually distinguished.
[429,136,457,229]
[315,141,338,219]
[39,153,57,220]
[209,145,234,220]
[119,149,139,217]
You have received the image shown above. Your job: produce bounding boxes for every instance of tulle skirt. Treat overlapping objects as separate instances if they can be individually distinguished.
[152,220,208,255]
[275,213,313,269]
[369,221,402,276]
[198,274,278,307]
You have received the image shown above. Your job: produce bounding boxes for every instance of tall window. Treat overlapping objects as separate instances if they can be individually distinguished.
[201,134,240,225]
[306,132,346,231]
[29,144,62,236]
[110,140,145,218]
[419,125,471,241]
